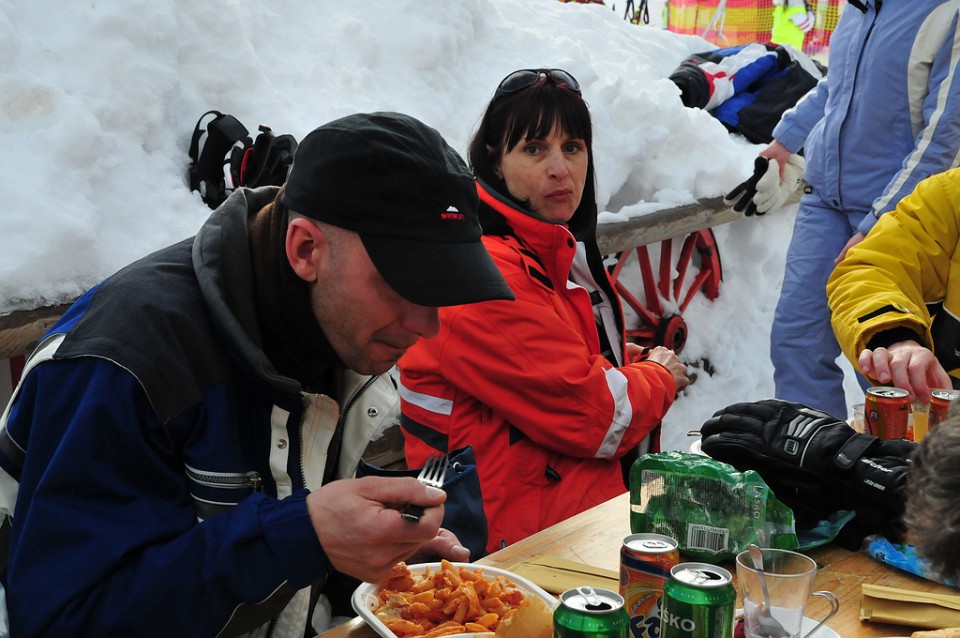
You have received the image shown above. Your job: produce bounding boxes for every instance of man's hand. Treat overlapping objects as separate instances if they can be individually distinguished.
[858,340,952,402]
[308,477,448,584]
[407,527,471,564]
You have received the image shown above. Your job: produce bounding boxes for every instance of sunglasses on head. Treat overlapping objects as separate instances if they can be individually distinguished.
[495,68,582,97]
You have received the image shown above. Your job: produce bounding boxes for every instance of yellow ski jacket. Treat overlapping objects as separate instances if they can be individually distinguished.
[828,168,960,384]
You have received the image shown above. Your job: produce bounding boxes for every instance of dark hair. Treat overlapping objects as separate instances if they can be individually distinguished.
[904,407,960,584]
[467,78,598,238]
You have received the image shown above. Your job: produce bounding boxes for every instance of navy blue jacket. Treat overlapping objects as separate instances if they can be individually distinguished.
[0,187,397,637]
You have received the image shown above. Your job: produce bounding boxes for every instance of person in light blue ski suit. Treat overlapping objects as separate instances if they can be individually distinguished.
[731,0,960,418]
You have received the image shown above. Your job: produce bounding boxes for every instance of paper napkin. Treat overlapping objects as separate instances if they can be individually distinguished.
[860,583,960,629]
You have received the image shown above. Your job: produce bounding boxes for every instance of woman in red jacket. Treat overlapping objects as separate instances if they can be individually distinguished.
[399,69,690,554]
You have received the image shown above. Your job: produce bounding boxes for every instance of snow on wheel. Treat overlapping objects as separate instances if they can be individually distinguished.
[608,229,722,354]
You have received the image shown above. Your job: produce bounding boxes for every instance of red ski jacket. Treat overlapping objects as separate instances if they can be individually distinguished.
[399,183,677,553]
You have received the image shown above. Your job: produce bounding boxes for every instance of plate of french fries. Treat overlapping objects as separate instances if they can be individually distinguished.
[351,559,557,638]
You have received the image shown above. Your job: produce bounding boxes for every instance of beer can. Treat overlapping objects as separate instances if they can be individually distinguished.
[865,386,910,440]
[660,563,735,638]
[555,587,630,638]
[620,533,679,638]
[931,388,960,430]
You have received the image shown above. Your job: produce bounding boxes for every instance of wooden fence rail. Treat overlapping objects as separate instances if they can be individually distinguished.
[0,195,744,361]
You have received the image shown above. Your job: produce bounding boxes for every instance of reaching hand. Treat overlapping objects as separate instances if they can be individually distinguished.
[760,139,793,173]
[644,345,691,392]
[858,341,952,402]
[308,476,447,584]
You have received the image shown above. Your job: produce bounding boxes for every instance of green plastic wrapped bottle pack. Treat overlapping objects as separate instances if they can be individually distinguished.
[629,450,800,563]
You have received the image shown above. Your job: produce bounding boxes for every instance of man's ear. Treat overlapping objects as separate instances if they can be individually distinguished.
[285,217,326,283]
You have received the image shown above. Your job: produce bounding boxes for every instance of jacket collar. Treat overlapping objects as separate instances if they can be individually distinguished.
[476,180,579,284]
[193,186,308,396]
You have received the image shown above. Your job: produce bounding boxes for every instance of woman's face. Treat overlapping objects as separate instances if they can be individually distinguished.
[495,124,588,224]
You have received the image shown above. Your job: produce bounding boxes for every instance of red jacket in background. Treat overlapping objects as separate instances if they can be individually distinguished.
[399,183,677,553]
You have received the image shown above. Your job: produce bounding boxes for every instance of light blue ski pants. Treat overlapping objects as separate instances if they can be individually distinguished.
[771,193,870,418]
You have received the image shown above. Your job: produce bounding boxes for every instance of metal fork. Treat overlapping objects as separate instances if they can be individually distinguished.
[400,452,449,522]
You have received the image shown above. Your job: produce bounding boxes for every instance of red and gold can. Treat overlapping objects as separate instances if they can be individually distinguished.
[620,533,680,638]
[865,386,910,440]
[931,388,960,431]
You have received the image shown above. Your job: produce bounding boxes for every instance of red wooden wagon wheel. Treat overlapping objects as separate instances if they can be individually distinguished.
[608,229,723,354]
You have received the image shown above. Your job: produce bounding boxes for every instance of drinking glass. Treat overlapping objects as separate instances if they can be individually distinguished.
[851,403,865,433]
[735,548,839,638]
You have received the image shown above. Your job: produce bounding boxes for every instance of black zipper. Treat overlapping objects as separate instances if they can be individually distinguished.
[301,374,380,485]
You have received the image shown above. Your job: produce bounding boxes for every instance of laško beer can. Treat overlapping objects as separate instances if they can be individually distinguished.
[660,563,735,638]
[931,388,960,430]
[620,533,679,638]
[865,386,910,439]
[555,587,630,638]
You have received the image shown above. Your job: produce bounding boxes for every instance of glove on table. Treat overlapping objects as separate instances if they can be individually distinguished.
[700,399,916,545]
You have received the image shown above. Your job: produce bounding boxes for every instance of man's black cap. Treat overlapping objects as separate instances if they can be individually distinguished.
[282,111,514,307]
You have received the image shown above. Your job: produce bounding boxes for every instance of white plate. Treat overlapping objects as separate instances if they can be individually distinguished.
[736,611,841,638]
[351,561,557,638]
[800,616,840,638]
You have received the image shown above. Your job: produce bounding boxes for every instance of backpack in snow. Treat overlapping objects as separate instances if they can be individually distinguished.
[668,43,825,144]
[187,110,298,209]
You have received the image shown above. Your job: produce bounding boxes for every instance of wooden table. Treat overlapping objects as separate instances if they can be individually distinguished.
[319,492,956,637]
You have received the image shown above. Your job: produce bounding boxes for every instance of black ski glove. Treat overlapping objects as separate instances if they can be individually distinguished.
[700,399,916,543]
[701,399,856,481]
[723,157,769,217]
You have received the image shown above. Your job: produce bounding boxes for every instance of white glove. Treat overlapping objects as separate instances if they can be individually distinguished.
[791,10,816,33]
[752,153,805,214]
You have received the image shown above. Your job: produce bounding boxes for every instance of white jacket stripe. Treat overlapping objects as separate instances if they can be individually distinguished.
[875,3,960,216]
[596,367,633,459]
[398,381,453,416]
